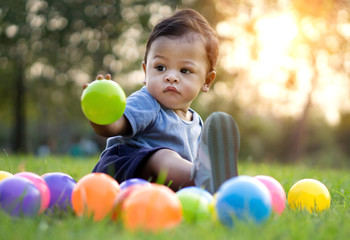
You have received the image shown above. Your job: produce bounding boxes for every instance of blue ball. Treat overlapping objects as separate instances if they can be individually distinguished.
[216,176,272,227]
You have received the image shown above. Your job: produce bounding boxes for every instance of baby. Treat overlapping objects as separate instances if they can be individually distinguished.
[87,9,240,193]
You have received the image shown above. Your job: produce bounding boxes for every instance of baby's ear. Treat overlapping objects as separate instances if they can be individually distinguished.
[142,61,147,85]
[142,61,146,73]
[202,71,216,92]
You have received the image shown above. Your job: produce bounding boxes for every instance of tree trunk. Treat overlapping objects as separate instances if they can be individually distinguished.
[286,93,311,161]
[12,59,26,153]
[287,55,318,161]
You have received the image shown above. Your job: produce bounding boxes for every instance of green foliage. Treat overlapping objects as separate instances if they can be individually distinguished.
[0,0,189,153]
[1,0,350,169]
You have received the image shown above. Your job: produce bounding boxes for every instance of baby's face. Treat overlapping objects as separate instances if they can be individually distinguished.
[143,35,214,116]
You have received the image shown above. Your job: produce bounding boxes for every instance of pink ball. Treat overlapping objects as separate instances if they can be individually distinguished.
[254,175,286,215]
[15,172,50,214]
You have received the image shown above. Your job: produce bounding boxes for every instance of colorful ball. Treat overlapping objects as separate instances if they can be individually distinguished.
[42,172,76,211]
[119,178,150,190]
[177,186,213,203]
[81,79,126,125]
[0,170,13,182]
[176,187,212,223]
[122,184,182,232]
[287,178,331,213]
[71,173,120,221]
[254,175,286,215]
[15,172,50,214]
[0,176,41,217]
[209,193,218,222]
[112,184,147,221]
[216,176,272,227]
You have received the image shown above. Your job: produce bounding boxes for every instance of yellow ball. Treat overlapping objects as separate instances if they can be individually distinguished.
[0,170,13,182]
[209,193,218,222]
[287,179,331,213]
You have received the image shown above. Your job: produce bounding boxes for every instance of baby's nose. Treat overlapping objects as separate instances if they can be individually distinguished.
[165,73,179,83]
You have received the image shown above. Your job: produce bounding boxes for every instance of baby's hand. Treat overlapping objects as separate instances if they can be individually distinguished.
[102,73,112,80]
[83,73,112,89]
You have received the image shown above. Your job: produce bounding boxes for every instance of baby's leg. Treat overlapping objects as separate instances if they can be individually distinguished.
[135,149,194,191]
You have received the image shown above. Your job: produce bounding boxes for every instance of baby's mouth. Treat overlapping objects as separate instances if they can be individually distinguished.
[164,86,179,93]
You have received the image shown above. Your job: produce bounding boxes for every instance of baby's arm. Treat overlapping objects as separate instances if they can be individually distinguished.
[84,74,131,138]
[89,115,131,137]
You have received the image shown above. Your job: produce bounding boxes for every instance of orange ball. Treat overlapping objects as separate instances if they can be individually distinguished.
[71,173,120,221]
[122,184,182,232]
[112,184,147,221]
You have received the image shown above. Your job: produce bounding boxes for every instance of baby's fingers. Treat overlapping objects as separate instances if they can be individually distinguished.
[83,83,89,89]
[85,74,112,89]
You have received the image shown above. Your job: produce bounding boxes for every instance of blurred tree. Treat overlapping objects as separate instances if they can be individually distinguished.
[285,0,350,161]
[0,0,221,153]
[335,112,350,157]
[3,0,347,162]
[211,0,350,162]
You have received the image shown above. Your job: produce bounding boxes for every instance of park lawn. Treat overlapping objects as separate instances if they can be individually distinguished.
[0,154,350,240]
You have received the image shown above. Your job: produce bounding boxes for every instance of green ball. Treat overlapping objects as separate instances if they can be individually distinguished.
[176,190,212,223]
[81,79,126,125]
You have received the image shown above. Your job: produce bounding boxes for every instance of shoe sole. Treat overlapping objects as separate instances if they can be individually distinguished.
[205,112,240,192]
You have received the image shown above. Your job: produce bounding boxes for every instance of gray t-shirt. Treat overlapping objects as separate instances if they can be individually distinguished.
[105,86,202,162]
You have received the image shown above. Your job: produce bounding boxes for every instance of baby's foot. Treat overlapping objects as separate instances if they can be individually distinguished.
[192,112,240,194]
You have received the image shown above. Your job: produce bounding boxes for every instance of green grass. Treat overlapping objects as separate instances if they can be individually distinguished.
[1,153,350,240]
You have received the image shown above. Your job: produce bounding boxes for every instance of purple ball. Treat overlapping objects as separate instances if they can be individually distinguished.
[119,178,150,190]
[42,172,76,210]
[0,176,41,217]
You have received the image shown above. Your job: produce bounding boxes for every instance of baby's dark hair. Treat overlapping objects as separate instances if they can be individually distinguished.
[144,9,219,71]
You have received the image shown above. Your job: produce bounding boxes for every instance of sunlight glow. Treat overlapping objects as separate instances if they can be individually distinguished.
[253,13,298,78]
[217,9,349,125]
[256,13,298,52]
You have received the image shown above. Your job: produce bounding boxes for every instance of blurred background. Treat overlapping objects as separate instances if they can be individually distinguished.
[1,0,350,167]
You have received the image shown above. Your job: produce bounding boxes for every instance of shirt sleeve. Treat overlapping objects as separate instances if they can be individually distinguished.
[123,87,160,138]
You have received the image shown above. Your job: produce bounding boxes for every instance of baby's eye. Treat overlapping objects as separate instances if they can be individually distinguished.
[180,68,192,74]
[155,65,166,71]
